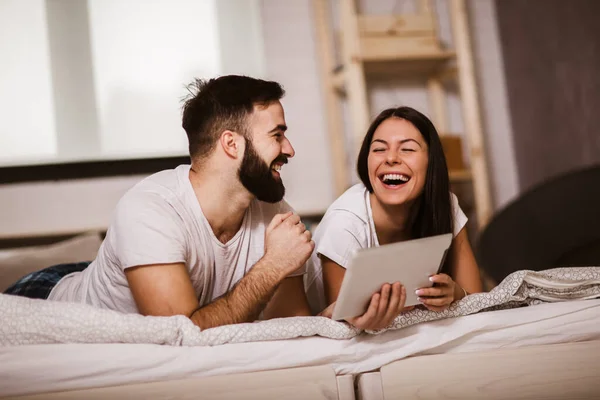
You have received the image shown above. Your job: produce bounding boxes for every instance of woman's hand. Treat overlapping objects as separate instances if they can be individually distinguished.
[320,282,413,330]
[415,273,464,311]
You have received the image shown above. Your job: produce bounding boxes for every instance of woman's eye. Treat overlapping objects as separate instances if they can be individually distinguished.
[372,148,385,153]
[402,148,416,152]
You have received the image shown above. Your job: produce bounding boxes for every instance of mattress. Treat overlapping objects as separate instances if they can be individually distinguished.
[1,299,599,397]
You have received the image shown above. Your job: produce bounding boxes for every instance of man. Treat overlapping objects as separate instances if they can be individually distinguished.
[5,75,315,329]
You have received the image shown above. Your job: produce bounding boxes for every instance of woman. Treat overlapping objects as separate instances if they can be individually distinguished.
[305,106,483,330]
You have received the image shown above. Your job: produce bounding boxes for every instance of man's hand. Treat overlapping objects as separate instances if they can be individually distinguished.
[415,273,462,311]
[263,212,315,278]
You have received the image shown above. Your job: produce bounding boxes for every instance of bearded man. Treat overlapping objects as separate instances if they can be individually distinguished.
[5,75,315,329]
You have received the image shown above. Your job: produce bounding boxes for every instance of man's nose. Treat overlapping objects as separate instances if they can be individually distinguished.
[282,137,295,158]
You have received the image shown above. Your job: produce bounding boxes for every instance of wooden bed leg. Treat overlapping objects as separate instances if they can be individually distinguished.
[336,374,356,400]
[355,371,383,400]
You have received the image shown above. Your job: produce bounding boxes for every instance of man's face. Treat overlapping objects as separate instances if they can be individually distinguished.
[238,101,295,203]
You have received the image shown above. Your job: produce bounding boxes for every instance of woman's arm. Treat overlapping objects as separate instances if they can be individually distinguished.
[262,275,312,319]
[321,255,347,304]
[447,228,483,295]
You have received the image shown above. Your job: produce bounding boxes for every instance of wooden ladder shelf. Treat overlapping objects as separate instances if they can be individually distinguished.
[313,0,493,229]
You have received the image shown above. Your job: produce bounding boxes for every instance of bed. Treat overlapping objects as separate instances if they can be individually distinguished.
[2,295,600,399]
[1,233,600,399]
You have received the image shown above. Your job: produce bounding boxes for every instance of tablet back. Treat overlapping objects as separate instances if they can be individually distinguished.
[332,233,453,321]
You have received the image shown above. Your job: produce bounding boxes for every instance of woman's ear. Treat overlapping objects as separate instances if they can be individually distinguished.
[219,130,244,159]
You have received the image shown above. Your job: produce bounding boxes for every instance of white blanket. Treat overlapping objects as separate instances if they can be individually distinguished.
[1,267,600,346]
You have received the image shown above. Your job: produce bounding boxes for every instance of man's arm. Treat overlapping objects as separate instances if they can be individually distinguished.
[262,275,312,319]
[190,258,287,328]
[126,212,314,330]
[126,257,287,330]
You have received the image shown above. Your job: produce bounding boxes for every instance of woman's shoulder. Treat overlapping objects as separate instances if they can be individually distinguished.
[324,183,370,221]
[449,191,464,213]
[315,184,371,237]
[449,191,468,236]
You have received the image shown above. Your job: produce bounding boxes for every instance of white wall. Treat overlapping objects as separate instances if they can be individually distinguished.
[0,0,519,238]
[0,0,57,165]
[468,0,519,209]
[87,0,221,159]
[46,0,100,160]
[260,0,336,215]
[0,0,267,165]
[0,175,145,238]
[216,0,267,77]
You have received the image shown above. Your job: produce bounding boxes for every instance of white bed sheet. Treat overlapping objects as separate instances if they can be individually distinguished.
[1,299,599,397]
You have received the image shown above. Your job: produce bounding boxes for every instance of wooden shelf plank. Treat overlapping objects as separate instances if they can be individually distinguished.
[331,51,455,86]
[358,14,435,36]
[449,169,472,182]
[365,55,454,80]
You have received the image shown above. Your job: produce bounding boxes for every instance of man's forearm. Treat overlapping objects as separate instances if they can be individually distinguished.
[190,258,284,330]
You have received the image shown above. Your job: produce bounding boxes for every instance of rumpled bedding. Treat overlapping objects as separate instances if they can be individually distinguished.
[1,267,599,346]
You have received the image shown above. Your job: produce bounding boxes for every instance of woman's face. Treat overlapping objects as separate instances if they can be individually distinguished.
[367,117,429,207]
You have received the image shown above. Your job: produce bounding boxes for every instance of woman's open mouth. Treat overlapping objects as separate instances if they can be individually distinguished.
[378,173,410,189]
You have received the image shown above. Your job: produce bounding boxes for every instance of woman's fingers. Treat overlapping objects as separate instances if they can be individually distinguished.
[382,282,402,323]
[429,273,452,285]
[376,284,391,319]
[396,285,406,315]
[419,295,451,307]
[349,292,380,329]
[416,273,455,312]
[349,281,415,330]
[415,286,447,298]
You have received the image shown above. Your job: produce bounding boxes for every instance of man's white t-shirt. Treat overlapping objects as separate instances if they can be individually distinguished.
[49,164,302,314]
[304,183,468,314]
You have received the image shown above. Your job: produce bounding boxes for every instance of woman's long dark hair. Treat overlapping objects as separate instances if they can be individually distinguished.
[357,106,453,240]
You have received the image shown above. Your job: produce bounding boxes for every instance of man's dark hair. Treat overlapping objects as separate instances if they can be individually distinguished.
[181,75,285,161]
[356,106,453,241]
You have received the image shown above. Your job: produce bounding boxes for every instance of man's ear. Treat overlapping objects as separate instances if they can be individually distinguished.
[219,130,244,159]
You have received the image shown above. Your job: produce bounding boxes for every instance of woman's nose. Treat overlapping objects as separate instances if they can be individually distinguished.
[386,151,401,165]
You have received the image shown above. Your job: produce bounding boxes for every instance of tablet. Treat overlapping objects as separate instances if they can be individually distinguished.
[331,233,453,321]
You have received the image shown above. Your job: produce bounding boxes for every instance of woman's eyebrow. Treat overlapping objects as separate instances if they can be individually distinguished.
[400,138,422,148]
[371,138,422,148]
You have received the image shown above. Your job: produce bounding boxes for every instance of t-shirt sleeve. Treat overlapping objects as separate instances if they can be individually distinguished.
[315,211,366,269]
[450,192,468,236]
[109,190,187,270]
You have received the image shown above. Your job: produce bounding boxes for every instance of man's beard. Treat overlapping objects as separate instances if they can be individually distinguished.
[238,138,287,203]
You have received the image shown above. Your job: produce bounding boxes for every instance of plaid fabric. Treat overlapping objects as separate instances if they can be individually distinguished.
[3,262,91,300]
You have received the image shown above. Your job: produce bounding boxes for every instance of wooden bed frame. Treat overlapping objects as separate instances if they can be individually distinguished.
[6,340,600,400]
[6,365,354,400]
[356,340,600,400]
